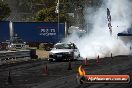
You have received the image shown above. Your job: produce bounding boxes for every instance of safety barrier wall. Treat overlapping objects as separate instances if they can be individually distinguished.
[0,50,31,65]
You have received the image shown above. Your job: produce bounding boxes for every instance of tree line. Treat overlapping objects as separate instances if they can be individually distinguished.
[0,0,102,26]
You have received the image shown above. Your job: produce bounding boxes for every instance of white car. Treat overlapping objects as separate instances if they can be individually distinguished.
[7,35,26,50]
[49,43,80,61]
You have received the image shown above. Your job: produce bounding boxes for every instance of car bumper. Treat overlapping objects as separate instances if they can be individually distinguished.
[49,53,73,60]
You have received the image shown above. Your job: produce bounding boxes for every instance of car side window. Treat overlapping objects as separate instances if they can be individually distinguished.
[71,43,77,49]
[74,44,77,49]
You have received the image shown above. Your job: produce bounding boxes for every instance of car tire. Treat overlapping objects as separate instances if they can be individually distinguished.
[70,53,75,61]
[49,58,54,62]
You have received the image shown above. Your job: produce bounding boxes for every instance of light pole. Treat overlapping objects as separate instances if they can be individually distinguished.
[55,0,60,42]
[58,0,59,42]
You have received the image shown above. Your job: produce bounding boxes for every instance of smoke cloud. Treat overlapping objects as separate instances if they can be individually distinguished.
[65,0,132,59]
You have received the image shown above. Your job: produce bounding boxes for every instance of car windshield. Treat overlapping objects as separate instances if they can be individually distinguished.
[12,39,23,43]
[54,44,72,49]
[12,37,24,43]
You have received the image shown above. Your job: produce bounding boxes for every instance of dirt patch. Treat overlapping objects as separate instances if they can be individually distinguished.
[36,50,49,59]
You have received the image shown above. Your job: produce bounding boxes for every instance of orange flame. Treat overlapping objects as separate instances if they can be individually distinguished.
[78,65,86,76]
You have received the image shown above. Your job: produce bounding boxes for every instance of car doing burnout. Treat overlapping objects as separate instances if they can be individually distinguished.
[48,43,80,61]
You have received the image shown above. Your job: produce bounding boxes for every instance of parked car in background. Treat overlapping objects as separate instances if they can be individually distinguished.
[7,35,26,50]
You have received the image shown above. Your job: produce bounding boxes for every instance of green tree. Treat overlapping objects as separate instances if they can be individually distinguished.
[0,1,11,21]
[33,0,69,22]
[34,7,68,22]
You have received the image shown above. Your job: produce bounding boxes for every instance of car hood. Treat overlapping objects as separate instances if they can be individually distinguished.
[11,43,25,45]
[50,49,73,54]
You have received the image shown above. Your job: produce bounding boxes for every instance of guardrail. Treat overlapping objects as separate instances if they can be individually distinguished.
[0,50,31,65]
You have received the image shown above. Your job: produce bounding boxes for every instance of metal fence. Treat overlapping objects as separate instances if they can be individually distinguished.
[0,50,31,65]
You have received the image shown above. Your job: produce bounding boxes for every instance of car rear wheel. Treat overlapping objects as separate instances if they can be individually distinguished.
[48,58,56,62]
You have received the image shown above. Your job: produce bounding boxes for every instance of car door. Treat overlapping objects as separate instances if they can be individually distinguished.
[72,43,80,58]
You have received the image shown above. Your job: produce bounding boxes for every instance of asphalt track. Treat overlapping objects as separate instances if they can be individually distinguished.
[0,55,132,88]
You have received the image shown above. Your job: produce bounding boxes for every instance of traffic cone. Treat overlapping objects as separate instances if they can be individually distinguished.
[7,71,12,84]
[96,55,99,64]
[67,61,72,70]
[84,58,88,66]
[43,65,48,75]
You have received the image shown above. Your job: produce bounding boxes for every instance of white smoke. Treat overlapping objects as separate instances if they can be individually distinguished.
[65,0,132,59]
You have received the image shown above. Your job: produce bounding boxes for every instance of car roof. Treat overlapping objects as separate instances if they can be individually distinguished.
[55,43,72,45]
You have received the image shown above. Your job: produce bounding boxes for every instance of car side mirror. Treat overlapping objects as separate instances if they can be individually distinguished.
[73,49,77,52]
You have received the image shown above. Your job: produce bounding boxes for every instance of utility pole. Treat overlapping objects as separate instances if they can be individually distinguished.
[55,0,60,42]
[58,0,60,42]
